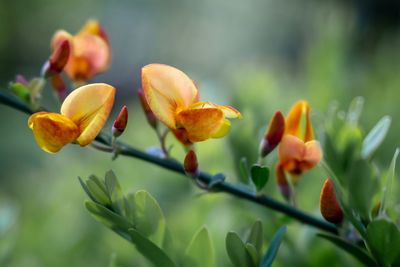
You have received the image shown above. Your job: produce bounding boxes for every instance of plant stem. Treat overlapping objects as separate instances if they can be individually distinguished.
[0,90,338,235]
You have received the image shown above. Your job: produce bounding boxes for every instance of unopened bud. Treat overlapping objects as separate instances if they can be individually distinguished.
[138,88,158,129]
[50,74,68,100]
[112,106,128,137]
[41,40,70,78]
[15,74,28,85]
[276,164,291,201]
[320,179,343,224]
[260,111,285,157]
[184,150,199,178]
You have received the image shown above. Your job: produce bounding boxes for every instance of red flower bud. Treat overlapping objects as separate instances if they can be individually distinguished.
[112,106,128,137]
[260,111,285,157]
[138,88,158,129]
[42,40,70,78]
[276,164,291,201]
[320,178,343,224]
[184,150,199,178]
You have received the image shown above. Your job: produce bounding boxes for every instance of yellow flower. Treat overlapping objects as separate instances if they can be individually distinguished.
[28,83,115,153]
[51,20,111,83]
[278,100,322,176]
[141,64,241,144]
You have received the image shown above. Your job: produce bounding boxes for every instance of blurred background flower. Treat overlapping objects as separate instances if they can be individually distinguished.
[0,0,399,266]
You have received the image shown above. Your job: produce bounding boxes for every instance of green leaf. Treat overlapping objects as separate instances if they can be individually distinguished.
[361,116,391,159]
[245,243,259,266]
[128,228,176,267]
[246,220,263,253]
[78,176,97,202]
[317,233,376,267]
[85,201,132,237]
[346,96,364,126]
[260,225,286,267]
[86,179,110,206]
[337,125,363,172]
[250,165,269,191]
[379,148,399,216]
[239,157,250,183]
[133,190,166,246]
[366,219,400,266]
[184,226,214,267]
[105,170,125,215]
[9,82,30,103]
[226,232,256,267]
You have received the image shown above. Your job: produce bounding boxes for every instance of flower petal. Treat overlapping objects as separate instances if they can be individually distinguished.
[211,119,231,138]
[285,100,313,141]
[28,112,79,153]
[279,134,305,166]
[302,140,323,169]
[176,108,224,142]
[61,83,116,146]
[141,64,198,128]
[189,102,242,119]
[78,19,109,44]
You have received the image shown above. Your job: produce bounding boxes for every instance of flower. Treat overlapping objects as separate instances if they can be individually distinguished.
[51,20,111,83]
[112,105,128,137]
[28,83,115,153]
[278,100,322,176]
[259,111,285,157]
[320,178,343,224]
[141,64,241,144]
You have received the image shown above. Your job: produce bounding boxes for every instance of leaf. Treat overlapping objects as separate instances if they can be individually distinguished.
[78,176,97,202]
[133,190,166,246]
[361,116,391,159]
[346,96,364,126]
[379,148,399,216]
[245,243,259,266]
[226,232,256,267]
[246,220,263,253]
[9,82,30,103]
[85,201,132,238]
[239,157,249,183]
[86,178,110,206]
[105,170,125,215]
[260,225,287,267]
[317,233,376,267]
[128,228,176,267]
[366,219,400,266]
[184,226,214,267]
[250,165,269,191]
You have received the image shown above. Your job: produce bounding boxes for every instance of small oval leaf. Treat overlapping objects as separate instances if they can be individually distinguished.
[361,116,391,159]
[250,165,269,191]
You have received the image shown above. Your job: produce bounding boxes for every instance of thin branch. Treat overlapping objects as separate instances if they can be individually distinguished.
[0,90,338,235]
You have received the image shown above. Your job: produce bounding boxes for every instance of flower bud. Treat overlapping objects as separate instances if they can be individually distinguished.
[260,111,285,157]
[320,178,343,224]
[276,164,291,201]
[138,88,157,129]
[15,74,28,85]
[112,106,128,137]
[50,74,68,100]
[41,40,70,78]
[184,150,199,178]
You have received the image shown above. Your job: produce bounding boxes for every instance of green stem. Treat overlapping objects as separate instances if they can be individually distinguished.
[0,90,338,235]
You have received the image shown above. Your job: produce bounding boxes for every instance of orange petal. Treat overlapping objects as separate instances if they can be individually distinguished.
[279,134,305,166]
[61,83,115,146]
[189,102,242,119]
[302,140,323,170]
[141,64,198,128]
[28,112,79,153]
[78,19,109,43]
[176,108,224,142]
[285,100,314,141]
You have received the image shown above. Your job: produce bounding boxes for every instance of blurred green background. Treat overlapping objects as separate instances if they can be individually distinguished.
[0,0,399,266]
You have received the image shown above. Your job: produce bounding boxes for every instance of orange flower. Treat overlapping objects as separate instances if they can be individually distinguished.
[51,20,111,83]
[28,83,115,153]
[278,100,322,176]
[141,64,241,144]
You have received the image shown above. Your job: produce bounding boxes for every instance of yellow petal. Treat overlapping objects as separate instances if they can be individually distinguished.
[189,102,242,119]
[176,108,224,142]
[141,64,198,128]
[285,100,314,141]
[61,83,116,146]
[28,112,79,153]
[78,20,108,43]
[211,119,231,138]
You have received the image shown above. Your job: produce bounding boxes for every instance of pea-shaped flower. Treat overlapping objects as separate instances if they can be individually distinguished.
[28,83,115,153]
[278,100,322,176]
[141,64,241,144]
[51,20,111,83]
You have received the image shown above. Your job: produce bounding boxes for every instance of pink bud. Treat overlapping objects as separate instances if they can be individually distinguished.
[112,106,128,137]
[260,111,285,157]
[184,150,199,178]
[138,88,158,129]
[15,74,28,85]
[42,40,70,78]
